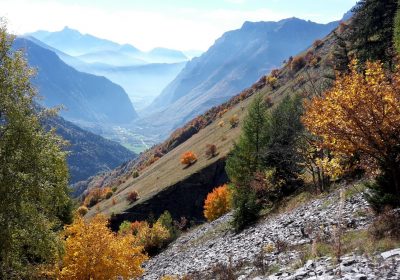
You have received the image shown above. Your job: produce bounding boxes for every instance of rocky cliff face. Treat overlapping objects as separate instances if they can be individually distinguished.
[141,187,400,279]
[110,159,228,230]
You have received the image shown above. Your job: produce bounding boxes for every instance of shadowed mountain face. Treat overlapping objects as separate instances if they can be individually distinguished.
[44,116,136,184]
[13,38,138,125]
[142,18,338,137]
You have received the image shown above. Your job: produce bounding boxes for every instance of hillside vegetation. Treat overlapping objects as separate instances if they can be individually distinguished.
[2,1,400,279]
[83,22,337,220]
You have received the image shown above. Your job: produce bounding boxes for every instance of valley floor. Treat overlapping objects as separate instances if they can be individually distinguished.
[142,184,400,279]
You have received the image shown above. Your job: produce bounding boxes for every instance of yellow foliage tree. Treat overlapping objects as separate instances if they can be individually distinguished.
[134,221,170,254]
[203,184,232,221]
[302,60,400,195]
[58,215,147,280]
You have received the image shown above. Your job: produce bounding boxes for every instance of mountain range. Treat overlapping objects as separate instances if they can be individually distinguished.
[140,17,339,137]
[27,27,190,109]
[13,38,138,125]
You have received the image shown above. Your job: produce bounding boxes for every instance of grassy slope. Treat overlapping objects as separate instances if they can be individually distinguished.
[87,27,338,218]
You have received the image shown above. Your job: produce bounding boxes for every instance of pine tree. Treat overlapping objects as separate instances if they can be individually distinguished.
[226,94,270,187]
[350,0,397,67]
[226,95,270,230]
[0,21,72,278]
[263,95,304,193]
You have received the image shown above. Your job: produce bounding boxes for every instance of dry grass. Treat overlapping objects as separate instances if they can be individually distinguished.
[87,28,339,218]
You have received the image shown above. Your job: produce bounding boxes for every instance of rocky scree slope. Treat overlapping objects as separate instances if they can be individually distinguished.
[143,188,399,280]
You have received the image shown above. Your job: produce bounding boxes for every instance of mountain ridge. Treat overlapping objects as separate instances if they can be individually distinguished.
[13,37,139,125]
[141,17,338,137]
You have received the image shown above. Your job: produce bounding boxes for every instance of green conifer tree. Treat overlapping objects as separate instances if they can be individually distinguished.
[350,0,397,67]
[226,94,270,231]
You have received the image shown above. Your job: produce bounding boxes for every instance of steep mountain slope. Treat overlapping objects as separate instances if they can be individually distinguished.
[45,116,136,185]
[13,38,138,125]
[80,22,338,223]
[142,18,338,136]
[27,28,188,109]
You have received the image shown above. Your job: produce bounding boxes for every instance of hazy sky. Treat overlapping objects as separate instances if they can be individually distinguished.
[1,0,358,51]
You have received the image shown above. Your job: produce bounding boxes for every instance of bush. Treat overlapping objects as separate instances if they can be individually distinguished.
[205,144,217,158]
[134,221,170,255]
[112,186,118,192]
[127,190,139,203]
[119,220,132,235]
[229,114,239,128]
[105,190,113,199]
[204,184,232,221]
[368,209,400,240]
[290,56,306,72]
[313,39,323,49]
[157,211,179,240]
[77,206,88,216]
[180,151,197,166]
[132,170,139,178]
[83,187,113,207]
[231,188,260,231]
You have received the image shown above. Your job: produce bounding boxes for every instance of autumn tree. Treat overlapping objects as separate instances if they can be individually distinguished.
[180,151,197,166]
[0,21,73,278]
[58,215,147,280]
[133,221,170,255]
[302,60,400,210]
[204,184,232,221]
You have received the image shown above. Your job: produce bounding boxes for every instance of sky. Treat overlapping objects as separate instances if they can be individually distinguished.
[1,0,358,51]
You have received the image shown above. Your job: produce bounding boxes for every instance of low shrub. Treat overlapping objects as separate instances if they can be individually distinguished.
[134,221,170,255]
[132,170,139,178]
[127,190,139,203]
[229,114,239,128]
[157,210,180,240]
[205,144,217,158]
[77,206,88,216]
[369,209,400,240]
[180,151,197,166]
[83,187,112,207]
[290,55,306,72]
[313,39,323,49]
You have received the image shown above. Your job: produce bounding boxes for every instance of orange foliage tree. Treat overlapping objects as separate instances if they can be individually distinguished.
[302,60,400,201]
[57,215,147,280]
[180,151,197,166]
[83,187,112,207]
[203,184,232,221]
